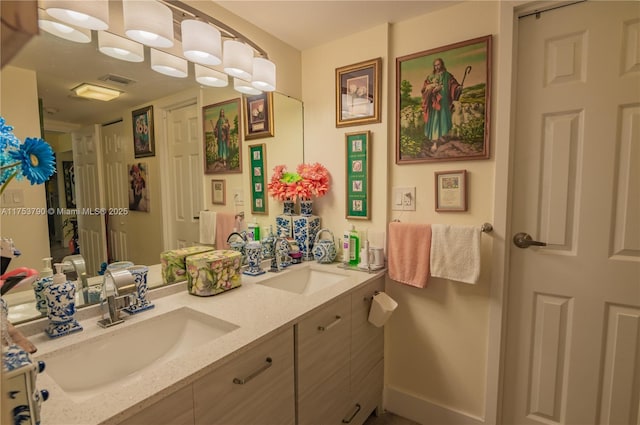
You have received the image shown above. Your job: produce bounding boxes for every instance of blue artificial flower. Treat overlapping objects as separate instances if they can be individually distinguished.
[8,137,56,185]
[0,117,20,152]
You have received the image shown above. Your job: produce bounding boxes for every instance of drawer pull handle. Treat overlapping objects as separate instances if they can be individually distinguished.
[232,357,273,385]
[342,403,361,423]
[318,315,342,332]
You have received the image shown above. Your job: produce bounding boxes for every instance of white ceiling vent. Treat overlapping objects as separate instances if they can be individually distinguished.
[98,74,136,86]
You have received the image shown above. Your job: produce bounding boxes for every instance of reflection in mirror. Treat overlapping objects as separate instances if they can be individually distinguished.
[2,34,303,325]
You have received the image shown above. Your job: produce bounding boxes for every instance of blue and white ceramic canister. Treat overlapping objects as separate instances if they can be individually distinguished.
[123,265,154,314]
[44,263,82,338]
[243,241,265,276]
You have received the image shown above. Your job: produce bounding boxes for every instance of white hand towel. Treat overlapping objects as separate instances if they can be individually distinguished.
[199,211,216,245]
[430,224,481,284]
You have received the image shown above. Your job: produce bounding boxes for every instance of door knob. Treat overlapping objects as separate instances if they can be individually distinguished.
[513,232,547,249]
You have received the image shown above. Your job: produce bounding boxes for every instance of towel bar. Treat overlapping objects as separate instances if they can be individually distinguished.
[391,220,493,233]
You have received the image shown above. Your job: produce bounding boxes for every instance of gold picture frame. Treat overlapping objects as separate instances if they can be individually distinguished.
[211,179,226,205]
[435,169,467,212]
[335,58,382,128]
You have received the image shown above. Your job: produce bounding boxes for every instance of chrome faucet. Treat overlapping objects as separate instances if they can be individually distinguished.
[97,269,136,328]
[61,254,89,304]
[269,236,291,272]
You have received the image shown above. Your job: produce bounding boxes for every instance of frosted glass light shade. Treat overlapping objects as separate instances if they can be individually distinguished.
[73,83,121,101]
[251,57,276,92]
[43,0,109,30]
[38,19,92,43]
[98,32,144,62]
[223,40,253,80]
[195,65,229,87]
[234,78,262,95]
[150,49,188,78]
[181,20,222,66]
[123,0,174,48]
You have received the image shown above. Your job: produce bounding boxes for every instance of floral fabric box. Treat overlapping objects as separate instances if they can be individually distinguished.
[186,250,242,297]
[160,246,215,284]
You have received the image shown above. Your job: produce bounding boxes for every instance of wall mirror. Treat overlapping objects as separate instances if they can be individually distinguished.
[1,3,304,324]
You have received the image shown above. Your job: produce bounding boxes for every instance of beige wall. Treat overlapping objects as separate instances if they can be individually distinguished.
[301,1,502,422]
[0,66,50,271]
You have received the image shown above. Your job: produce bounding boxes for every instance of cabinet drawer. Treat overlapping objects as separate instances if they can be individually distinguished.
[193,327,295,425]
[118,385,194,425]
[351,277,384,388]
[297,296,351,394]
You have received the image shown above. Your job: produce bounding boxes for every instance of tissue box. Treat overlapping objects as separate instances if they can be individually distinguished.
[185,249,242,297]
[161,246,215,284]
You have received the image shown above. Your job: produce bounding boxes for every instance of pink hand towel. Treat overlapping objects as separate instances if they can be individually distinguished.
[215,212,239,250]
[387,222,432,288]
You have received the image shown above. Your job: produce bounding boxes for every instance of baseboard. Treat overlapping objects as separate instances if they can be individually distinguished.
[383,386,484,425]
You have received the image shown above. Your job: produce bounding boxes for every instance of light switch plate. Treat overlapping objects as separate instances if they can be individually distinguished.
[392,186,416,211]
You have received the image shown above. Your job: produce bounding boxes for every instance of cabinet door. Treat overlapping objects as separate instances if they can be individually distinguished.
[345,359,384,425]
[297,296,352,425]
[350,277,384,389]
[118,385,194,425]
[193,327,295,425]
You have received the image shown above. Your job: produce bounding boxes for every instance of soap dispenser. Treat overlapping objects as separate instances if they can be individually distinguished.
[45,263,83,338]
[348,225,360,267]
[33,257,53,315]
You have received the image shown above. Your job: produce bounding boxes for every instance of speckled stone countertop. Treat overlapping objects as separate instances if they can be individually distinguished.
[19,262,384,425]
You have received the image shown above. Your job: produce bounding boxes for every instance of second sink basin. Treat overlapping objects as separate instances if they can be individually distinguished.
[258,265,350,295]
[38,307,239,401]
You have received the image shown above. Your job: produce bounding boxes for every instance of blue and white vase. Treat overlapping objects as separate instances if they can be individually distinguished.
[32,276,52,315]
[45,279,82,338]
[276,200,295,238]
[123,265,154,314]
[293,200,320,261]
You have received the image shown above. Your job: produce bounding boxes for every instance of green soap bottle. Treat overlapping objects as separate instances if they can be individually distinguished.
[348,225,360,266]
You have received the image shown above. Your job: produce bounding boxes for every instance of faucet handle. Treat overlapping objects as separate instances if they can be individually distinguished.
[104,269,136,296]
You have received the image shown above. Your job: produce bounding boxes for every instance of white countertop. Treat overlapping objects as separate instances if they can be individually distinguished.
[20,262,384,425]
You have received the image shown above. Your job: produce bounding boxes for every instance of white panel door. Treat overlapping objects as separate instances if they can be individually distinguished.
[503,2,640,424]
[166,103,202,249]
[71,125,107,275]
[101,120,128,263]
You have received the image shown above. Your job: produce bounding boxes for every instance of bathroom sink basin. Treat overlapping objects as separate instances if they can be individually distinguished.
[39,307,238,401]
[258,265,350,295]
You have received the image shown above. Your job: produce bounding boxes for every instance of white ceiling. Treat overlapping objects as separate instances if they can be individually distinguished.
[7,1,457,127]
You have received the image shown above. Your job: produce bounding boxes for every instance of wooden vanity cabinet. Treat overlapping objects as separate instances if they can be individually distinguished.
[117,275,384,425]
[193,327,295,425]
[118,327,295,425]
[297,276,385,425]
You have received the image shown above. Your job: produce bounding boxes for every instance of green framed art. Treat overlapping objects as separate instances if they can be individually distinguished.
[249,144,268,214]
[345,131,370,219]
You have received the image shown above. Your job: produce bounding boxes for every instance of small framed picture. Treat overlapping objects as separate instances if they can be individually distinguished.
[336,58,382,127]
[244,92,274,139]
[132,105,155,158]
[249,144,268,214]
[212,179,226,205]
[435,170,467,212]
